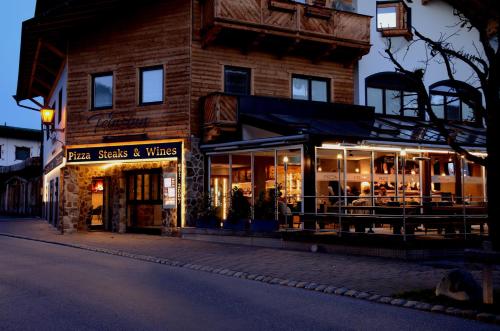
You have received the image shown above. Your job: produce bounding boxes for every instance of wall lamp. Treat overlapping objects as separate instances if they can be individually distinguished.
[41,107,64,133]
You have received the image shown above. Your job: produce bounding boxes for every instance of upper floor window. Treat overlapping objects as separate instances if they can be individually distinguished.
[366,72,420,118]
[140,66,164,105]
[292,75,329,102]
[15,147,30,161]
[376,1,412,40]
[57,89,63,124]
[92,73,113,110]
[430,80,481,123]
[224,66,251,96]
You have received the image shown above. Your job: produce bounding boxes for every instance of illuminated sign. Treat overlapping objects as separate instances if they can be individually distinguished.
[66,141,182,164]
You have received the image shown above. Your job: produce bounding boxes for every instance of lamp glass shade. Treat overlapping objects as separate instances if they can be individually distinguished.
[41,108,55,125]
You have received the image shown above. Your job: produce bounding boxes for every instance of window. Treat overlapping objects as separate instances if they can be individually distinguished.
[366,72,421,117]
[15,147,30,161]
[292,75,329,102]
[140,66,164,104]
[224,66,251,96]
[376,1,412,39]
[430,80,481,123]
[58,89,63,124]
[92,73,113,109]
[0,145,3,159]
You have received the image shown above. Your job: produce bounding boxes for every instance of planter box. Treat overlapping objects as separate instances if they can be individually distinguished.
[251,219,279,233]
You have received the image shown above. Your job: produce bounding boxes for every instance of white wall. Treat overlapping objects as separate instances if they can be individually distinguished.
[43,65,67,168]
[0,136,41,166]
[356,0,483,105]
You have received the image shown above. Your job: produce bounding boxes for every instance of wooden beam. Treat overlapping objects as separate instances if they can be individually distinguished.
[38,62,59,77]
[202,26,222,49]
[312,44,337,63]
[42,41,66,59]
[34,77,53,91]
[241,32,267,55]
[27,39,43,101]
[276,38,301,59]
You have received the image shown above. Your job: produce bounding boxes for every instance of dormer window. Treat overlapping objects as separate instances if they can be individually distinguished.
[430,80,481,123]
[366,72,421,118]
[376,1,412,40]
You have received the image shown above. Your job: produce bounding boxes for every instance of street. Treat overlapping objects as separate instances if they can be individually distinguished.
[0,236,497,331]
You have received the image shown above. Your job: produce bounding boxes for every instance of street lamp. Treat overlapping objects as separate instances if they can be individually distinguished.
[41,107,64,132]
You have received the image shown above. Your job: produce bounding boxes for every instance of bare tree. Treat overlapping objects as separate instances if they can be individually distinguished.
[384,0,499,250]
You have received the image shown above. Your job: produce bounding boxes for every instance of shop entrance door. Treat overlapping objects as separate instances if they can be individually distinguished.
[89,177,112,231]
[126,170,163,235]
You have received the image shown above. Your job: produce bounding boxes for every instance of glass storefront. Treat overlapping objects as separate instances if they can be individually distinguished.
[208,147,303,222]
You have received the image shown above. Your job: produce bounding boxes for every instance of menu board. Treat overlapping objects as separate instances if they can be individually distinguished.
[163,174,177,209]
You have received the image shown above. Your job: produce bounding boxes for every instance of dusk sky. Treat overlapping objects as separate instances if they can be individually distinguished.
[0,0,38,130]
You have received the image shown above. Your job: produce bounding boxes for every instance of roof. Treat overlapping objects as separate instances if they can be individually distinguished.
[16,0,159,101]
[0,125,42,141]
[235,95,486,149]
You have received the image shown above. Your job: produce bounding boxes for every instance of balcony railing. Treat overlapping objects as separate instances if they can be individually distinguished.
[201,0,371,58]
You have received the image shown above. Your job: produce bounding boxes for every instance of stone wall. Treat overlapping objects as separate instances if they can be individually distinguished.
[185,137,204,227]
[60,160,179,234]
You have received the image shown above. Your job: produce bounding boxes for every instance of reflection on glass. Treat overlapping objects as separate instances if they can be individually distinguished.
[292,78,308,100]
[231,153,252,201]
[141,68,163,103]
[254,150,276,220]
[94,75,113,108]
[210,155,230,220]
[399,153,421,204]
[430,154,456,202]
[386,89,401,115]
[311,80,327,102]
[277,149,302,224]
[403,91,419,117]
[377,6,397,29]
[374,152,396,205]
[367,87,383,114]
[462,102,475,122]
[431,94,445,119]
[446,96,460,121]
[463,161,485,204]
[316,149,344,212]
[346,150,372,206]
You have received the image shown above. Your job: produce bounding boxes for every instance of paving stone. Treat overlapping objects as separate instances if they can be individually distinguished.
[226,270,236,276]
[324,286,337,294]
[476,313,496,322]
[445,307,461,316]
[305,283,318,290]
[378,297,393,304]
[355,292,370,299]
[431,305,445,313]
[287,281,298,287]
[270,278,282,284]
[262,276,273,283]
[247,274,257,280]
[367,294,382,302]
[295,282,308,288]
[278,279,289,286]
[233,272,243,278]
[255,275,265,281]
[459,310,477,319]
[344,290,358,297]
[219,269,230,275]
[334,287,348,295]
[314,285,327,292]
[390,299,406,306]
[415,302,432,311]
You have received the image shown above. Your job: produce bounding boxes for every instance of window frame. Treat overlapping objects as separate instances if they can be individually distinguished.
[15,146,31,161]
[429,82,481,124]
[291,74,330,103]
[139,65,165,106]
[57,88,63,124]
[224,66,252,96]
[91,72,114,111]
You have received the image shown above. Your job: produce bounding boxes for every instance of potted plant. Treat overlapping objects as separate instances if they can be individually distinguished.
[251,187,279,233]
[195,194,220,229]
[223,187,251,231]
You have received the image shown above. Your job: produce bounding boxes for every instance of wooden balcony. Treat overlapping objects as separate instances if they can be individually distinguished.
[200,0,371,61]
[202,93,239,143]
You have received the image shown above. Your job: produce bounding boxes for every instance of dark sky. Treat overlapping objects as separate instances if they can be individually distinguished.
[0,0,39,130]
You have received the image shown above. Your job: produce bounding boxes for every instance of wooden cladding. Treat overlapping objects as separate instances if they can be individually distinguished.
[201,0,370,56]
[202,93,238,143]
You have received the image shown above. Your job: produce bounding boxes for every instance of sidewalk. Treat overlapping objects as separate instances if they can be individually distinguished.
[1,218,499,298]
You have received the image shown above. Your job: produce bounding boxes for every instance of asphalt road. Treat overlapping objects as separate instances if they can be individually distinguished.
[0,236,497,331]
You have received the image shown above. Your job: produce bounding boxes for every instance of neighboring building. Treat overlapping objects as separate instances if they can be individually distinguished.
[0,125,42,216]
[15,0,487,236]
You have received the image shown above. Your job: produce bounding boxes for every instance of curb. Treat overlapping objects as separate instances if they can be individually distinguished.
[1,232,499,325]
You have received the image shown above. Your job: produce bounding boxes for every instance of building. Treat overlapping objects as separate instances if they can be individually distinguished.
[0,125,42,216]
[16,0,487,237]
